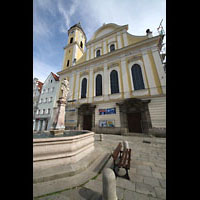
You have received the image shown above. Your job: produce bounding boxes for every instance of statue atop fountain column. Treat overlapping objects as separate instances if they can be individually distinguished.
[60,78,69,100]
[51,78,69,135]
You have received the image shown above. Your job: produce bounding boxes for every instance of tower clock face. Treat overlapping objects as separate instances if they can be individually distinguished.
[71,30,74,34]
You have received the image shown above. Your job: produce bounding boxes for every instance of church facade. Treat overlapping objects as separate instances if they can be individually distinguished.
[56,23,166,135]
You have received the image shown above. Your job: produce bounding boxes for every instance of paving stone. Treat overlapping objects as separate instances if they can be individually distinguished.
[151,166,166,173]
[143,176,160,187]
[136,168,153,177]
[136,165,152,172]
[124,190,149,200]
[37,193,70,200]
[131,174,144,183]
[75,187,95,200]
[152,172,163,179]
[159,179,166,188]
[83,179,102,194]
[116,187,124,200]
[116,177,135,191]
[161,172,166,179]
[135,182,156,197]
[154,187,166,199]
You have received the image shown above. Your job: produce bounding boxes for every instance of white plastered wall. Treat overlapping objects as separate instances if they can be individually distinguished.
[95,102,120,127]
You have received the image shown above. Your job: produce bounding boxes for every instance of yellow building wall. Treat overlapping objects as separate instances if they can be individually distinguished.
[62,47,73,70]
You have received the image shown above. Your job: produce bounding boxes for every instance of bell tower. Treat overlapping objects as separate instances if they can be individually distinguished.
[62,22,87,70]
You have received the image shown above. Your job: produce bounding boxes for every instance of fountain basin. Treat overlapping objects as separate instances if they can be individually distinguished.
[33,131,95,170]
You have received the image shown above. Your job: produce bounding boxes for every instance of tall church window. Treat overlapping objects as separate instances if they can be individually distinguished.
[110,70,119,94]
[70,37,73,43]
[131,64,145,90]
[96,50,101,57]
[110,44,115,52]
[96,74,102,96]
[81,78,87,98]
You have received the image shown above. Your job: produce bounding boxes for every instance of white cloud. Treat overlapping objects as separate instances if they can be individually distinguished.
[80,0,166,37]
[33,58,60,82]
[57,0,79,32]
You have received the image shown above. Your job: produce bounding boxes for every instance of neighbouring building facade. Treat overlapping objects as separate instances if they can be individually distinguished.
[33,78,43,130]
[55,23,166,135]
[34,72,60,131]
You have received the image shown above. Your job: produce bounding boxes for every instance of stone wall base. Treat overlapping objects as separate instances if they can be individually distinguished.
[93,127,128,135]
[148,127,166,137]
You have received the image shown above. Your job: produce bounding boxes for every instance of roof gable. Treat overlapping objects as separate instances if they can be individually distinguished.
[88,23,126,43]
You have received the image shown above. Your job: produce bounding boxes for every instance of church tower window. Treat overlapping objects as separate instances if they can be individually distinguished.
[70,37,73,43]
[96,50,101,57]
[131,64,145,90]
[80,41,83,48]
[110,44,115,52]
[67,60,70,67]
[110,70,119,94]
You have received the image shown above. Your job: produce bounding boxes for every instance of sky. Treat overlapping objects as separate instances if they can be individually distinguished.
[33,0,166,83]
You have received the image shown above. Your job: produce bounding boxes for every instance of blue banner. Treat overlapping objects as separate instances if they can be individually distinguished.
[99,108,116,115]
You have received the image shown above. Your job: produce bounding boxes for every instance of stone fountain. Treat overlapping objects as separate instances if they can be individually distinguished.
[50,78,69,135]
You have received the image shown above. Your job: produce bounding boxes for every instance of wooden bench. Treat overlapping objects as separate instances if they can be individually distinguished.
[112,142,131,179]
[112,142,122,168]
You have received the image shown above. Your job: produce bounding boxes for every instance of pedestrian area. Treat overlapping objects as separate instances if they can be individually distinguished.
[34,134,166,200]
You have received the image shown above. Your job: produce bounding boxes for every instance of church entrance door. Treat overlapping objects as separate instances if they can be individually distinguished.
[83,115,92,131]
[127,112,142,133]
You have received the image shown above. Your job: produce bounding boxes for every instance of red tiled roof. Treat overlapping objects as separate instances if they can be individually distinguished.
[36,81,43,93]
[51,72,59,81]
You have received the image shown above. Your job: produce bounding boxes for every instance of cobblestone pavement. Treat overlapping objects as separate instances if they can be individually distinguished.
[34,134,166,200]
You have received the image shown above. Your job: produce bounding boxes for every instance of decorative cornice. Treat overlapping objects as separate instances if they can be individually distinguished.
[93,66,104,73]
[107,62,119,70]
[57,35,160,75]
[80,70,89,77]
[127,55,143,63]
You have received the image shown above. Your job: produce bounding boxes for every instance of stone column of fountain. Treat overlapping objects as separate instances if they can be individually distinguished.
[50,78,69,136]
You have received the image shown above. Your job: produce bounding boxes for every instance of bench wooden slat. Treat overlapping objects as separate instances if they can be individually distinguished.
[112,142,122,160]
[127,149,131,169]
[118,148,126,167]
[122,149,128,167]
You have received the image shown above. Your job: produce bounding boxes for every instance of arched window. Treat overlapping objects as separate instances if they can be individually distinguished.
[80,41,83,48]
[110,70,119,94]
[96,74,102,96]
[131,64,145,90]
[110,44,115,52]
[70,37,73,43]
[96,50,101,57]
[81,78,87,98]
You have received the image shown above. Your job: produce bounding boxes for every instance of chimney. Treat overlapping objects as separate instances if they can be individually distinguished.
[146,29,153,38]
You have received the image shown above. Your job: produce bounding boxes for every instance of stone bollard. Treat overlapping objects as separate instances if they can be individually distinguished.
[102,168,117,200]
[100,134,104,141]
[123,140,129,150]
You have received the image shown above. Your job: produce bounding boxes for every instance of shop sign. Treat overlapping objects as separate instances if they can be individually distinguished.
[99,108,116,115]
[99,120,115,127]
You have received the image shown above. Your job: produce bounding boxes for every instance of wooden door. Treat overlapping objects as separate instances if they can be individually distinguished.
[83,115,92,131]
[127,112,142,133]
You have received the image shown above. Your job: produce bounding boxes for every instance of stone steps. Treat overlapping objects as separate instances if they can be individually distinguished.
[33,150,110,198]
